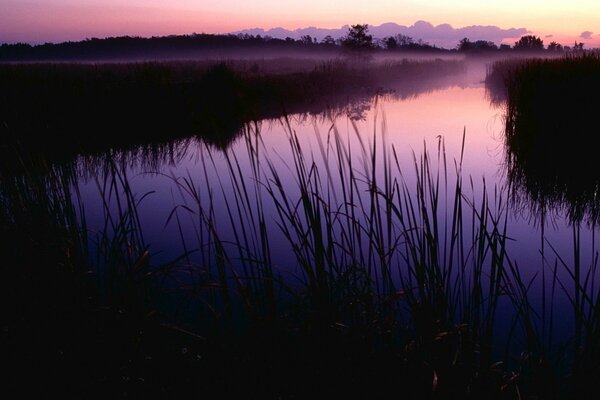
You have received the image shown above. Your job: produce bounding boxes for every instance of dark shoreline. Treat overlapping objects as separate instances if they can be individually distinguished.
[0,58,465,169]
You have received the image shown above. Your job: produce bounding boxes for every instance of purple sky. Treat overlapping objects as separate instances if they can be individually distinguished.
[1,0,598,46]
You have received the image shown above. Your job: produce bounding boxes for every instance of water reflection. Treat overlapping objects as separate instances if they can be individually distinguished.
[503,134,600,225]
[485,61,600,225]
[4,77,600,373]
[0,59,467,172]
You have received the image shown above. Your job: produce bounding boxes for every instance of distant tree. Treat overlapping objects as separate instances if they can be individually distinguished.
[384,36,398,49]
[300,35,314,45]
[285,37,295,43]
[342,24,373,50]
[547,41,564,52]
[499,44,512,51]
[458,38,497,52]
[321,35,336,45]
[474,40,498,51]
[395,34,414,47]
[458,37,472,51]
[573,41,584,51]
[372,38,386,49]
[514,35,544,51]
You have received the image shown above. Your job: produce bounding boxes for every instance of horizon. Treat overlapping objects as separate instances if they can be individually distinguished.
[0,20,594,50]
[1,1,599,48]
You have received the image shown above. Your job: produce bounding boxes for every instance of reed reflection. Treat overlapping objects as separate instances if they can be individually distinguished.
[486,54,600,225]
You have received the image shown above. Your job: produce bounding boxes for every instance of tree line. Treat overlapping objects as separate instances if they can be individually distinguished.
[341,25,585,53]
[0,25,586,61]
[457,34,584,53]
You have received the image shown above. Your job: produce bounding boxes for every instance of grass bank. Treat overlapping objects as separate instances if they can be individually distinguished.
[0,58,465,167]
[486,53,600,224]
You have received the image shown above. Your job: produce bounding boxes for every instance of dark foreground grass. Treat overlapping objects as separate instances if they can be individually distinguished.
[485,53,600,225]
[0,58,464,169]
[3,116,600,398]
[483,54,600,397]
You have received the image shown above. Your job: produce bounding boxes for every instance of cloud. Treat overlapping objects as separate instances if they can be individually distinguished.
[545,34,553,38]
[233,21,529,49]
[580,31,593,39]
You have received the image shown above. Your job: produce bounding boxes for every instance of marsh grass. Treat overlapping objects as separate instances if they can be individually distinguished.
[0,148,199,395]
[5,99,600,396]
[144,117,531,396]
[0,58,465,165]
[484,52,600,396]
[486,53,600,225]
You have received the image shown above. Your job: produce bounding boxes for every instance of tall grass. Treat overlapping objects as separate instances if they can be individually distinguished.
[0,58,465,164]
[5,108,600,395]
[152,117,530,396]
[484,52,600,396]
[486,53,600,225]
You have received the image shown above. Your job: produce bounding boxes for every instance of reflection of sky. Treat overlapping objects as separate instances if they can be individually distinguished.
[77,82,599,345]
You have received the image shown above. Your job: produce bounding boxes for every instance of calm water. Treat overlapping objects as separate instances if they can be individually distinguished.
[75,66,597,342]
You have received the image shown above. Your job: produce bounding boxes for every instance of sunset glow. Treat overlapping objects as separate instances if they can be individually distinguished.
[2,0,599,46]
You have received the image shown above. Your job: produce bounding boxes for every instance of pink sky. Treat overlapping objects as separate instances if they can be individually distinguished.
[1,0,599,47]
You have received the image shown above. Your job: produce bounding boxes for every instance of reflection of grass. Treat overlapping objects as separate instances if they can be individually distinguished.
[0,59,464,166]
[5,118,600,397]
[486,53,600,224]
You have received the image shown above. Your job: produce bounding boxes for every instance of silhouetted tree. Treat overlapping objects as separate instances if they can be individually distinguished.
[514,35,544,51]
[573,42,584,51]
[458,38,472,51]
[321,35,336,45]
[499,44,512,51]
[300,35,314,45]
[372,38,386,49]
[384,36,398,49]
[458,38,497,52]
[475,40,497,51]
[395,34,414,47]
[547,41,564,52]
[342,24,373,50]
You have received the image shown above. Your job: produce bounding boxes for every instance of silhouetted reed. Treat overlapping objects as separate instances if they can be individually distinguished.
[1,118,521,397]
[5,116,600,396]
[486,53,600,225]
[0,58,465,170]
[6,57,600,395]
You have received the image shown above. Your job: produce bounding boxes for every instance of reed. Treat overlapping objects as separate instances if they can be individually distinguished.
[484,54,600,226]
[485,52,600,397]
[4,102,600,396]
[0,58,465,164]
[154,118,527,396]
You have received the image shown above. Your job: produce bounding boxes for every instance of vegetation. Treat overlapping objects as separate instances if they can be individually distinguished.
[0,33,342,62]
[1,31,581,62]
[0,31,450,62]
[0,58,465,165]
[458,38,498,52]
[3,44,600,398]
[514,35,545,51]
[2,111,600,396]
[486,53,600,224]
[341,24,374,50]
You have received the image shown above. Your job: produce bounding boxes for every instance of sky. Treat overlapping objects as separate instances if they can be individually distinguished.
[2,0,599,47]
